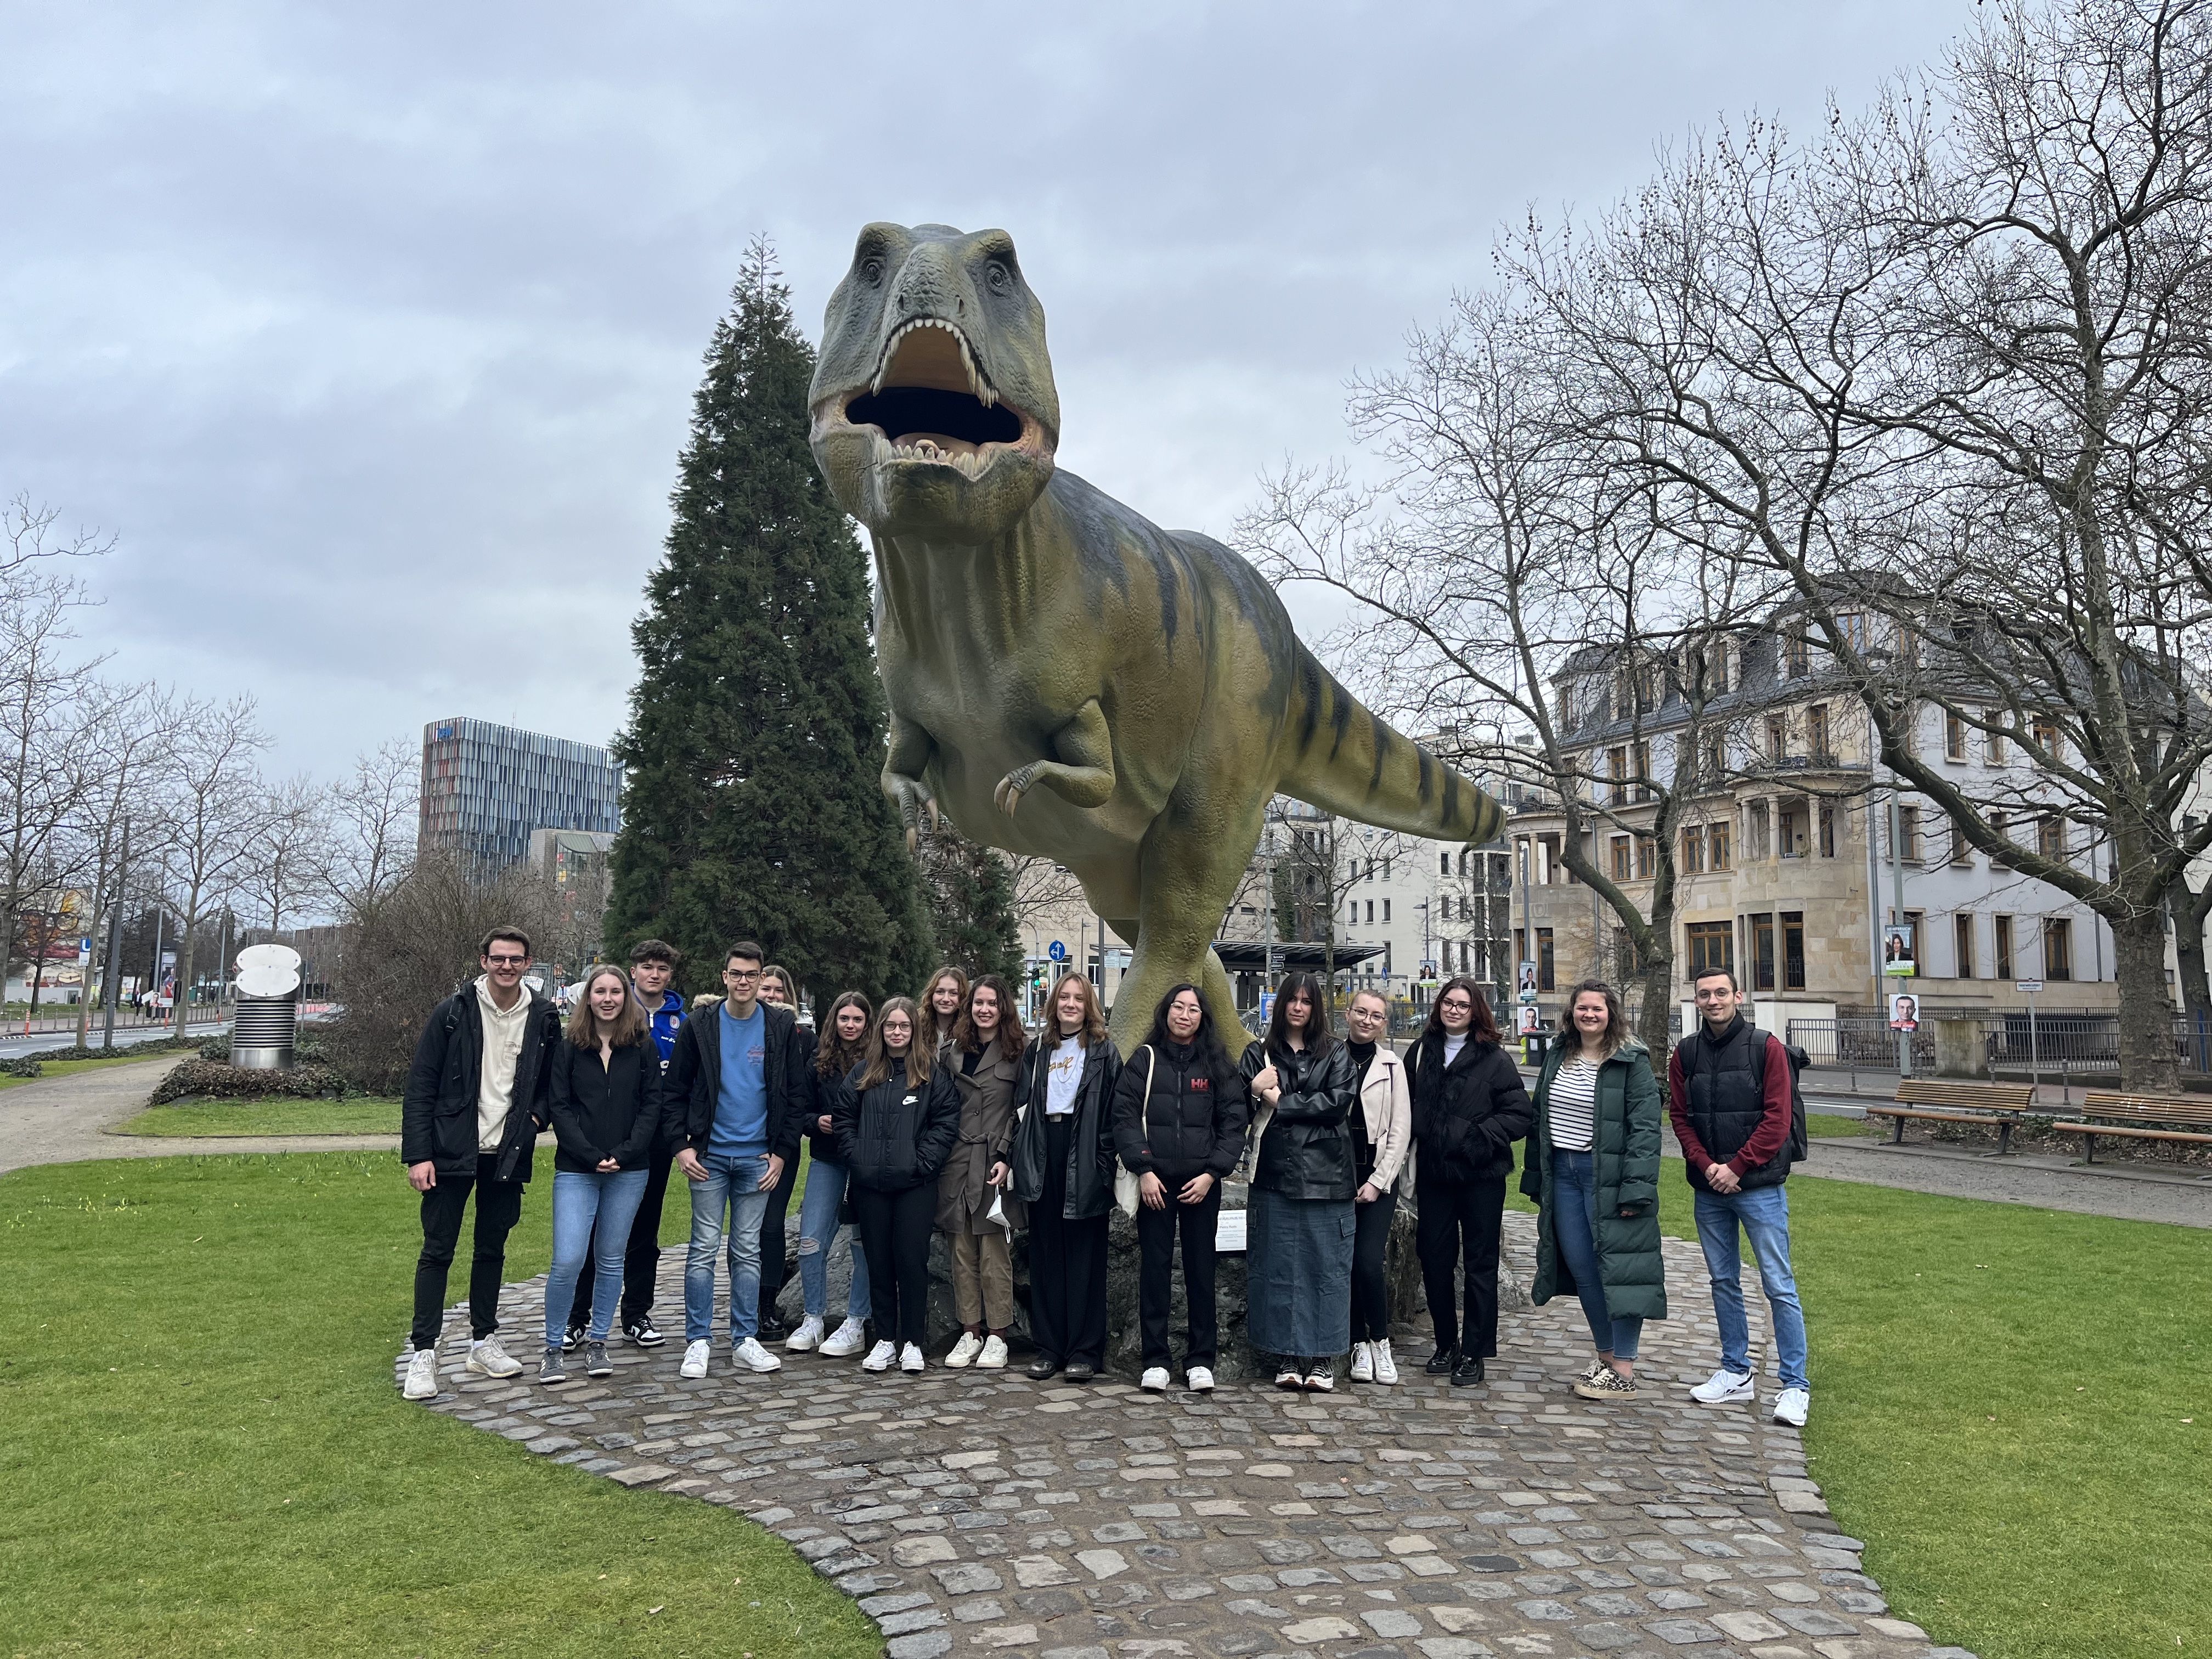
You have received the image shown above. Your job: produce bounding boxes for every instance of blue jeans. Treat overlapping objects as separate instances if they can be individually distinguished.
[1549,1148,1643,1361]
[1692,1182,1809,1390]
[544,1167,650,1347]
[794,1153,870,1323]
[684,1153,774,1343]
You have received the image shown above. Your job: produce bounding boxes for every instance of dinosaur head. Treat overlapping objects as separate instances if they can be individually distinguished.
[810,222,1060,543]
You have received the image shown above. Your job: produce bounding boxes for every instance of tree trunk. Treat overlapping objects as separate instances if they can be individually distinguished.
[2109,906,2179,1094]
[2171,878,2212,1075]
[1634,952,1674,1076]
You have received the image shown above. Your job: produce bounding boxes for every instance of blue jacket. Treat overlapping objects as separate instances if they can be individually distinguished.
[642,988,686,1070]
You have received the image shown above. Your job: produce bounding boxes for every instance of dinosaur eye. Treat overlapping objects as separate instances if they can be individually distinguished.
[985,261,1012,295]
[861,257,884,286]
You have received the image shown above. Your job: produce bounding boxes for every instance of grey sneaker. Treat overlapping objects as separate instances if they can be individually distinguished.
[538,1348,569,1386]
[584,1341,612,1378]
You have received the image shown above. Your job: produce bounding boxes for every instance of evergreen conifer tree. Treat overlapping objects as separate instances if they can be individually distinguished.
[604,238,934,1011]
[917,824,1022,984]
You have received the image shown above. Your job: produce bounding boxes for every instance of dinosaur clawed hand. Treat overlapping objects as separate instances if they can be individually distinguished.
[994,763,1041,819]
[885,772,939,851]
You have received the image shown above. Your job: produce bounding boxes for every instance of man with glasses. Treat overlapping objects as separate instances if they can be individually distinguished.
[667,941,808,1379]
[399,926,562,1400]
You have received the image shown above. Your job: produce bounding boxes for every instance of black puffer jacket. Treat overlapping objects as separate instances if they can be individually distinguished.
[1406,1032,1531,1184]
[1009,1034,1122,1220]
[831,1055,961,1193]
[399,983,561,1182]
[1241,1039,1359,1201]
[1111,1037,1250,1182]
[548,1039,663,1173]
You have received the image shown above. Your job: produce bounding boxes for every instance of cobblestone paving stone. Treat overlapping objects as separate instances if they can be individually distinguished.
[408,1215,1975,1659]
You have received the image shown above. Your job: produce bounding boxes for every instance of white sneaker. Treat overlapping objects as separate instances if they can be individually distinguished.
[785,1315,826,1352]
[1690,1367,1756,1404]
[821,1317,869,1358]
[862,1339,898,1372]
[734,1336,783,1373]
[978,1334,1009,1370]
[466,1335,522,1379]
[402,1347,439,1400]
[1349,1340,1374,1383]
[1772,1386,1810,1427]
[1186,1365,1215,1392]
[1140,1365,1170,1391]
[945,1331,985,1368]
[679,1339,711,1379]
[1371,1339,1400,1386]
[900,1342,926,1373]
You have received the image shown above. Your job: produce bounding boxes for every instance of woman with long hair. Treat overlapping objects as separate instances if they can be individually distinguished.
[749,963,808,1342]
[1242,970,1359,1391]
[938,974,1028,1372]
[1407,975,1532,1387]
[539,966,663,1386]
[917,965,970,1059]
[786,991,874,1358]
[1009,971,1122,1383]
[1342,988,1413,1385]
[1111,981,1249,1393]
[1523,979,1667,1400]
[831,996,961,1373]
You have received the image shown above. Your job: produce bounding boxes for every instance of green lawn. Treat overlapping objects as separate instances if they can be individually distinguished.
[1509,1150,2209,1658]
[0,1053,179,1093]
[1803,1110,1877,1137]
[0,1153,877,1659]
[115,1097,404,1137]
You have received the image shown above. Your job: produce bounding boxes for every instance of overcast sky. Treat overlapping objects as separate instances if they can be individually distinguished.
[1,1,1973,780]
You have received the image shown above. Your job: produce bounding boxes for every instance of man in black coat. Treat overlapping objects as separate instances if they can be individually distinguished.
[399,926,562,1401]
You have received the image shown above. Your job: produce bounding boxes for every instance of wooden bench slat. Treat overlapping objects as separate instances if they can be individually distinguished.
[1895,1079,2036,1111]
[2049,1121,2212,1143]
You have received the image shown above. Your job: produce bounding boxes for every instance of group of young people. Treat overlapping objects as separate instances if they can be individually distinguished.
[398,932,1810,1429]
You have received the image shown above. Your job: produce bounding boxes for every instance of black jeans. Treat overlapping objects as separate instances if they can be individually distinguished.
[567,1147,673,1331]
[853,1181,935,1348]
[1350,1189,1398,1342]
[411,1155,526,1350]
[1415,1173,1506,1359]
[1136,1176,1222,1369]
[758,1150,798,1317]
[1028,1115,1109,1366]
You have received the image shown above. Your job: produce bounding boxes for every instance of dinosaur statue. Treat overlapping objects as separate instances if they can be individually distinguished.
[808,222,1504,1050]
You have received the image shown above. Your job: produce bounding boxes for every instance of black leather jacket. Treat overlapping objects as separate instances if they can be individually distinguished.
[1241,1039,1359,1201]
[1009,1034,1122,1220]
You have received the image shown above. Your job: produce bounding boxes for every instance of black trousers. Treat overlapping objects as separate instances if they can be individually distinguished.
[1350,1189,1398,1342]
[1136,1177,1222,1368]
[568,1147,674,1331]
[853,1181,935,1348]
[1415,1173,1505,1359]
[411,1154,526,1350]
[1028,1116,1109,1366]
[759,1150,798,1315]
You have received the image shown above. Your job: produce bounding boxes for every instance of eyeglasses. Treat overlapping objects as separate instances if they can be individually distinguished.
[1438,997,1474,1012]
[724,969,760,981]
[485,953,528,966]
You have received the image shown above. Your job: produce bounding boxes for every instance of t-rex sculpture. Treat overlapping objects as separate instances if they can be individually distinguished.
[809,222,1505,1049]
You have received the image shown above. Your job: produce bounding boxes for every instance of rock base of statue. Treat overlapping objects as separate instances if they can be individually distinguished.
[762,1187,1529,1381]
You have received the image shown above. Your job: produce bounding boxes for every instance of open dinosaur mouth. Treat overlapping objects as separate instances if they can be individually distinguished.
[842,318,1029,474]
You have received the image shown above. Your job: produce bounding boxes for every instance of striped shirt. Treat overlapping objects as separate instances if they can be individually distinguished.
[1547,1054,1601,1153]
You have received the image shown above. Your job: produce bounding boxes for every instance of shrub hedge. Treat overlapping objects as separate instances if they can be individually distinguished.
[149,1061,349,1106]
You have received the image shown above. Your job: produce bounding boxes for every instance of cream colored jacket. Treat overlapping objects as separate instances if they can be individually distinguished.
[1355,1043,1414,1194]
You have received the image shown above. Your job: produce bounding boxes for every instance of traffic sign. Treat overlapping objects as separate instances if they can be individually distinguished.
[1048,940,1067,963]
[2015,980,2043,994]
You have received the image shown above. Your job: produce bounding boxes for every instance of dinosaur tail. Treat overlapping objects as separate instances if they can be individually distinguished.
[1277,642,1505,845]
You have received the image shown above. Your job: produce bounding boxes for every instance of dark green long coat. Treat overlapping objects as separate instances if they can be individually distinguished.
[1521,1039,1668,1322]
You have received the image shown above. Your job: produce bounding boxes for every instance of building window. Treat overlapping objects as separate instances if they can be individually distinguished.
[1945,712,1967,761]
[1383,899,1391,922]
[1782,912,1806,991]
[1607,747,1628,804]
[2038,814,2066,860]
[2033,715,2062,757]
[1681,824,1706,873]
[1809,703,1831,758]
[1704,736,1728,780]
[1365,900,1375,924]
[1610,834,1633,881]
[1767,715,1788,761]
[1897,804,1922,863]
[1686,921,1733,979]
[1537,928,1556,991]
[1784,627,1810,678]
[2044,917,2074,981]
[1708,820,1732,871]
[1818,803,1837,857]
[1995,915,2015,980]
[1778,802,1805,858]
[1955,913,1976,979]
[1837,611,1870,650]
[1950,811,1974,865]
[1440,852,1451,876]
[1635,836,1657,879]
[1986,718,2007,765]
[1633,740,1653,803]
[1751,913,1776,992]
[1748,801,1771,859]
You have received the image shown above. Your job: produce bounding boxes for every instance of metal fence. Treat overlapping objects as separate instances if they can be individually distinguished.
[1787,1012,2212,1080]
[1786,1018,1934,1072]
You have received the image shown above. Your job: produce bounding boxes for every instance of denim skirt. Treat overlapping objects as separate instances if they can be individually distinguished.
[1245,1188,1354,1358]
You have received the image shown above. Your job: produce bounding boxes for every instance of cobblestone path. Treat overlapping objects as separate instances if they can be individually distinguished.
[409,1216,1971,1659]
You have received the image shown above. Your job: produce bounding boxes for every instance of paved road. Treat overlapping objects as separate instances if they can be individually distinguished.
[0,1057,398,1176]
[1798,1135,2212,1228]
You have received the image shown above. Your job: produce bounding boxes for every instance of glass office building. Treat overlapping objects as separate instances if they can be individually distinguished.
[418,717,623,868]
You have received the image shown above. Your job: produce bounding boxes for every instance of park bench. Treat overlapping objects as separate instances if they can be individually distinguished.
[1866,1079,2039,1155]
[2048,1092,2212,1164]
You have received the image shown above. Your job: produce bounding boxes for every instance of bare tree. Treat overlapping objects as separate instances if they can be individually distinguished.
[155,697,270,1026]
[242,773,333,935]
[323,737,419,919]
[71,682,186,1046]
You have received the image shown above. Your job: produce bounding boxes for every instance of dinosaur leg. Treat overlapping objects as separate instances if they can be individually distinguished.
[883,711,940,851]
[994,698,1115,817]
[1108,805,1265,1055]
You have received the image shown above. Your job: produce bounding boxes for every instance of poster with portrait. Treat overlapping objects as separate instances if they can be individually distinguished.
[1517,960,1541,1000]
[1882,922,1917,977]
[1888,992,1920,1032]
[1515,1002,1543,1036]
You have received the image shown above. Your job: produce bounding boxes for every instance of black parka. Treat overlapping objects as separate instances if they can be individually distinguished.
[1110,1037,1250,1183]
[1240,1039,1359,1201]
[831,1054,961,1193]
[399,983,561,1182]
[1404,1032,1532,1185]
[1009,1034,1121,1220]
[547,1039,663,1174]
[1522,1040,1668,1322]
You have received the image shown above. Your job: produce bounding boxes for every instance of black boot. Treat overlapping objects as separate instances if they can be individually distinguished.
[1451,1354,1486,1387]
[1425,1347,1458,1376]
